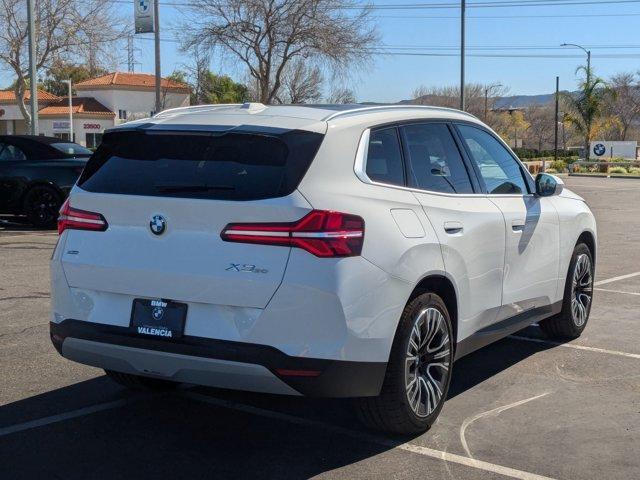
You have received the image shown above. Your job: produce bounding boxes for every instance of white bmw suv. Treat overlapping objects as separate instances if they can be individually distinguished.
[50,103,596,434]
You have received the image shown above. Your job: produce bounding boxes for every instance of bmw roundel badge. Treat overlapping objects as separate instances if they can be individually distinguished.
[150,214,167,236]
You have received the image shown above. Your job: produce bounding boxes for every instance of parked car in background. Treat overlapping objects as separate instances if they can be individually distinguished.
[50,104,596,434]
[0,135,91,227]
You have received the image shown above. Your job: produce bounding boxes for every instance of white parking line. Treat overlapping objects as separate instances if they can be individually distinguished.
[185,392,557,480]
[460,393,551,460]
[595,288,640,297]
[510,335,640,360]
[0,399,127,437]
[594,271,640,286]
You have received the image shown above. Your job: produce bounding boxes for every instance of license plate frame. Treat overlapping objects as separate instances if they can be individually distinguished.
[130,298,187,339]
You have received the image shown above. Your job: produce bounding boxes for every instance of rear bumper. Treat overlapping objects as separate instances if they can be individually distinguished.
[51,320,387,398]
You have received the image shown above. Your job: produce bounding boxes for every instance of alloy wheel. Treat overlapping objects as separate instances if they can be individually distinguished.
[571,253,593,327]
[405,307,451,418]
[26,188,60,226]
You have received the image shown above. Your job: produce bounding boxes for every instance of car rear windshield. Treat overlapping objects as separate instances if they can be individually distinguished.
[77,129,324,201]
[52,142,93,156]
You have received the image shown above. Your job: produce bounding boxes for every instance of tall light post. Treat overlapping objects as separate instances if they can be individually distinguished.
[561,43,591,83]
[154,0,161,114]
[61,80,73,142]
[483,83,503,121]
[26,0,38,135]
[460,0,466,111]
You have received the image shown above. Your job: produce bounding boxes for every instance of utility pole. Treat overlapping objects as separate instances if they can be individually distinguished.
[154,0,161,114]
[553,76,560,167]
[27,0,39,135]
[460,0,466,111]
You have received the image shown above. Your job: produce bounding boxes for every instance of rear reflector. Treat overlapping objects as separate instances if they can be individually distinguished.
[57,199,108,234]
[221,210,364,258]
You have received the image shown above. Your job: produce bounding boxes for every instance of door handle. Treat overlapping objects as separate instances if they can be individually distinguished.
[444,221,464,235]
[511,219,526,232]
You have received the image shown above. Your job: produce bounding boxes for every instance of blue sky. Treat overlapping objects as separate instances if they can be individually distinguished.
[9,1,640,102]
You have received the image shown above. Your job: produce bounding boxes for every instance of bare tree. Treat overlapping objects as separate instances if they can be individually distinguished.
[0,0,124,130]
[182,46,213,105]
[277,61,323,104]
[181,0,378,104]
[412,83,507,120]
[604,72,640,140]
[525,104,555,151]
[326,87,356,104]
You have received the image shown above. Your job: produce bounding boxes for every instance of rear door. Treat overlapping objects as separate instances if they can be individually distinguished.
[0,141,28,211]
[399,122,506,341]
[455,124,560,320]
[62,127,325,309]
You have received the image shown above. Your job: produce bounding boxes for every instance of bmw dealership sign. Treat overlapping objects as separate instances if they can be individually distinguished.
[590,141,638,160]
[134,0,155,34]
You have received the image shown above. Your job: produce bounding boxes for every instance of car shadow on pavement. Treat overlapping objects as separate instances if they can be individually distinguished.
[0,332,556,480]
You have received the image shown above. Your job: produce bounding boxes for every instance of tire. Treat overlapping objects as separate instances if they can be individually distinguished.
[23,185,63,228]
[355,293,454,435]
[104,370,179,391]
[539,243,594,339]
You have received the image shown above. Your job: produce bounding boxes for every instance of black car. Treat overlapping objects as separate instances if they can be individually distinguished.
[0,135,92,227]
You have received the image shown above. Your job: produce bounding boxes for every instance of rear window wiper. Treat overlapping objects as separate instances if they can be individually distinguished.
[154,184,235,193]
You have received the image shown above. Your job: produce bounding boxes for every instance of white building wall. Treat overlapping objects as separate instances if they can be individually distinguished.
[39,117,115,146]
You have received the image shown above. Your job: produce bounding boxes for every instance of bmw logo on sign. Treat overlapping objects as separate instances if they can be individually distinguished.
[137,0,150,13]
[593,143,606,156]
[150,214,167,236]
[152,305,164,320]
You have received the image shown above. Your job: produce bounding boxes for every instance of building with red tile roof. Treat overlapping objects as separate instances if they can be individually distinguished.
[0,72,190,146]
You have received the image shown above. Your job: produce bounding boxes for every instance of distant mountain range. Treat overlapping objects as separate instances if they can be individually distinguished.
[494,93,556,108]
[397,92,568,109]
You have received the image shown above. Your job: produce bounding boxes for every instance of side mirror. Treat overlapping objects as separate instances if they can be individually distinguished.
[535,173,564,197]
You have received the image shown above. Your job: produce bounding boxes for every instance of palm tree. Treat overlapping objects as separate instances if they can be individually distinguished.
[562,65,615,161]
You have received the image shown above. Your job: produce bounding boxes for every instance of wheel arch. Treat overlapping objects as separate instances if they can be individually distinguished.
[407,274,459,350]
[577,230,596,266]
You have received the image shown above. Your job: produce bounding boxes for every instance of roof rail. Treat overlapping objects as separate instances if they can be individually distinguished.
[154,103,242,118]
[322,105,479,122]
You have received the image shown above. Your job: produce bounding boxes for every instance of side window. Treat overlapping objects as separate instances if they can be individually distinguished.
[401,123,473,194]
[457,125,528,195]
[0,143,26,161]
[365,127,405,186]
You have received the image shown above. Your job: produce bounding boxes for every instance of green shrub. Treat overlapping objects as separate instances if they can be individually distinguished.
[628,167,640,175]
[608,166,628,174]
[545,168,558,174]
[549,160,566,172]
[610,157,627,163]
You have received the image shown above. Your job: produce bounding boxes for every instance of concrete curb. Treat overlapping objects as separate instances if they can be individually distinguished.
[568,173,640,179]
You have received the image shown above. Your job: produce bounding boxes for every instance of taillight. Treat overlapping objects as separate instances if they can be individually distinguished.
[57,199,108,235]
[221,210,364,258]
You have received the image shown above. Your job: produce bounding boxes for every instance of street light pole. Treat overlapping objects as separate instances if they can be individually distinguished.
[62,80,73,142]
[561,43,591,83]
[26,0,38,135]
[154,0,161,114]
[553,76,560,169]
[483,83,503,121]
[460,0,466,111]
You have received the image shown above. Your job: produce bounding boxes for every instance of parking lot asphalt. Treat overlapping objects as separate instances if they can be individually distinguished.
[1,176,638,480]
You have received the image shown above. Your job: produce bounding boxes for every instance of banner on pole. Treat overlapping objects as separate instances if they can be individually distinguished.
[134,0,155,34]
